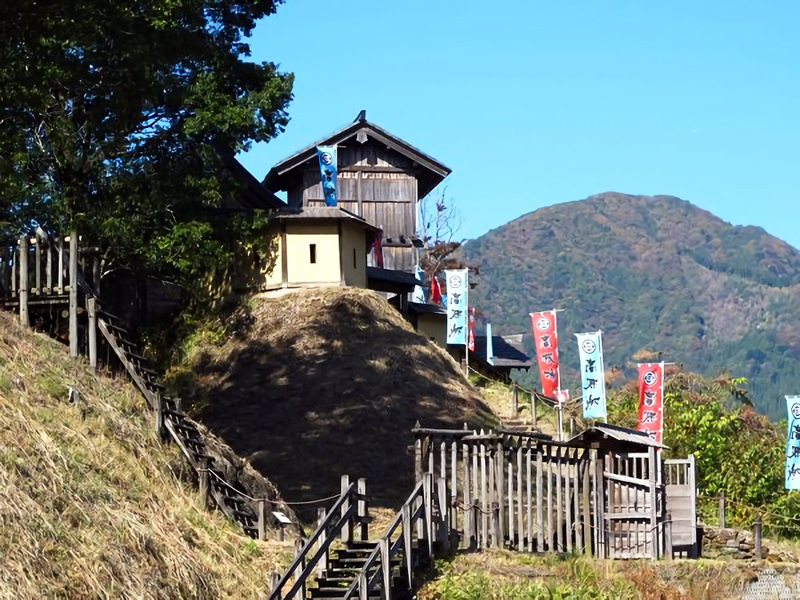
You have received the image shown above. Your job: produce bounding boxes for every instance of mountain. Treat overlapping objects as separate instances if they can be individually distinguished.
[463,192,800,421]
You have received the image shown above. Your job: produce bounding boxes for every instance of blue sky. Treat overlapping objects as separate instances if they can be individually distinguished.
[239,0,800,249]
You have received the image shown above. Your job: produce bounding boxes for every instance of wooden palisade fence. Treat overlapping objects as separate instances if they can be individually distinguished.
[412,423,697,560]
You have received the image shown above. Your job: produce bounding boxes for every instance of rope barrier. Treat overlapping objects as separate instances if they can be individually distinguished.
[466,365,565,409]
[203,468,341,507]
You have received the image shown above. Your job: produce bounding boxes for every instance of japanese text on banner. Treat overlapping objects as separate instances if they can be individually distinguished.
[575,331,607,420]
[636,363,664,443]
[786,396,800,490]
[530,310,560,398]
[316,146,338,207]
[445,269,468,345]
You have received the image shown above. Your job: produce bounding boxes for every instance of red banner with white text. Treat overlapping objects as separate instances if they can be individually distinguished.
[468,308,476,352]
[636,363,664,443]
[530,310,560,398]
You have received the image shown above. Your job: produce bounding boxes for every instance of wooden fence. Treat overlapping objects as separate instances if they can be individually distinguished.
[0,230,102,358]
[412,425,684,560]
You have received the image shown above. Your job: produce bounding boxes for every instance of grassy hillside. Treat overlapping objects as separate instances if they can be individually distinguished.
[463,192,800,420]
[167,287,496,514]
[0,312,290,599]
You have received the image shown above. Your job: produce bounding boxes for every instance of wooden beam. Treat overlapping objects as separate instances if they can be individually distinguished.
[87,297,97,371]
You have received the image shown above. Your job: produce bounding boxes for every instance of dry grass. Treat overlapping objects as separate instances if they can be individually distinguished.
[0,312,291,599]
[167,287,496,515]
[419,551,752,599]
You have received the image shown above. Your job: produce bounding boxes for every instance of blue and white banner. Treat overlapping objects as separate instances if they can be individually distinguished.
[412,266,426,303]
[575,331,607,420]
[786,396,800,490]
[445,269,468,345]
[486,322,495,365]
[316,145,338,207]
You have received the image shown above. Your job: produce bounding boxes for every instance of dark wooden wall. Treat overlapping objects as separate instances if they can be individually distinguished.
[287,140,420,271]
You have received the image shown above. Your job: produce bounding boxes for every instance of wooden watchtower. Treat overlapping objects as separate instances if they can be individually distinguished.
[263,111,451,273]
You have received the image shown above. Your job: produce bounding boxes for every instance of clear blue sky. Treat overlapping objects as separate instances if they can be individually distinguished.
[239,0,800,249]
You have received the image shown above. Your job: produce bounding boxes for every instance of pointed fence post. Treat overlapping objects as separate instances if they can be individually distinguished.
[18,236,29,328]
[198,457,210,509]
[69,232,78,358]
[258,499,267,541]
[357,478,368,541]
[87,297,97,371]
[664,512,673,560]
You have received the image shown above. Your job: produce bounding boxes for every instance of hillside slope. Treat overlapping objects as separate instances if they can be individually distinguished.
[0,312,290,599]
[169,287,495,512]
[463,192,800,420]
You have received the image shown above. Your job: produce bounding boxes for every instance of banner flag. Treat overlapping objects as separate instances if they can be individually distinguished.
[468,308,476,352]
[370,229,384,268]
[786,396,800,490]
[316,146,338,206]
[486,322,495,365]
[530,310,560,398]
[431,276,442,306]
[411,265,425,303]
[636,363,664,443]
[575,331,607,420]
[445,269,468,345]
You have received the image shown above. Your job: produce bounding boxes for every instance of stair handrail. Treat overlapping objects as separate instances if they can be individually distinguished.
[269,480,360,600]
[342,473,434,600]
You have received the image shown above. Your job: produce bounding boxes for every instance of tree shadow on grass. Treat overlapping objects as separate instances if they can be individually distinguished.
[181,290,495,519]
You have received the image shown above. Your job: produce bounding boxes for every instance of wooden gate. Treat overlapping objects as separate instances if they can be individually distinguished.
[603,449,660,559]
[663,455,697,557]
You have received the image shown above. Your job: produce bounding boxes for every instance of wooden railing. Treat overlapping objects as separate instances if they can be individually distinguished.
[268,475,370,600]
[342,474,438,600]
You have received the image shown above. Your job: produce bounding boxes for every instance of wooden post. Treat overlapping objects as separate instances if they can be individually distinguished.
[341,475,352,544]
[480,440,488,549]
[270,573,281,593]
[57,237,64,295]
[34,235,41,295]
[664,512,673,560]
[437,476,450,550]
[648,446,658,559]
[294,538,306,600]
[496,441,504,545]
[87,297,97,371]
[18,235,28,328]
[380,538,392,600]
[512,385,519,414]
[517,445,523,552]
[69,232,78,358]
[155,394,166,440]
[198,457,210,509]
[357,478,368,541]
[414,434,423,483]
[258,499,267,541]
[46,239,53,294]
[463,439,471,549]
[754,515,762,560]
[317,507,327,575]
[531,389,537,426]
[719,491,726,529]
[536,447,543,552]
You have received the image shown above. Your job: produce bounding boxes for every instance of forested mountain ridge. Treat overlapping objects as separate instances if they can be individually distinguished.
[463,192,800,421]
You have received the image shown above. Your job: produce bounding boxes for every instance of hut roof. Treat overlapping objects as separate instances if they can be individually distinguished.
[367,267,423,294]
[273,206,379,231]
[568,422,668,452]
[223,156,286,211]
[472,333,534,369]
[263,111,451,199]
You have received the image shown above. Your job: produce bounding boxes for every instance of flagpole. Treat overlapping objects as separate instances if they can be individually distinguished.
[465,274,470,378]
[598,330,607,423]
[553,308,563,441]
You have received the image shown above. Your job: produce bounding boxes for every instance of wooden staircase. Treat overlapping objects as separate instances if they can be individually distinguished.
[269,475,444,600]
[96,309,261,537]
